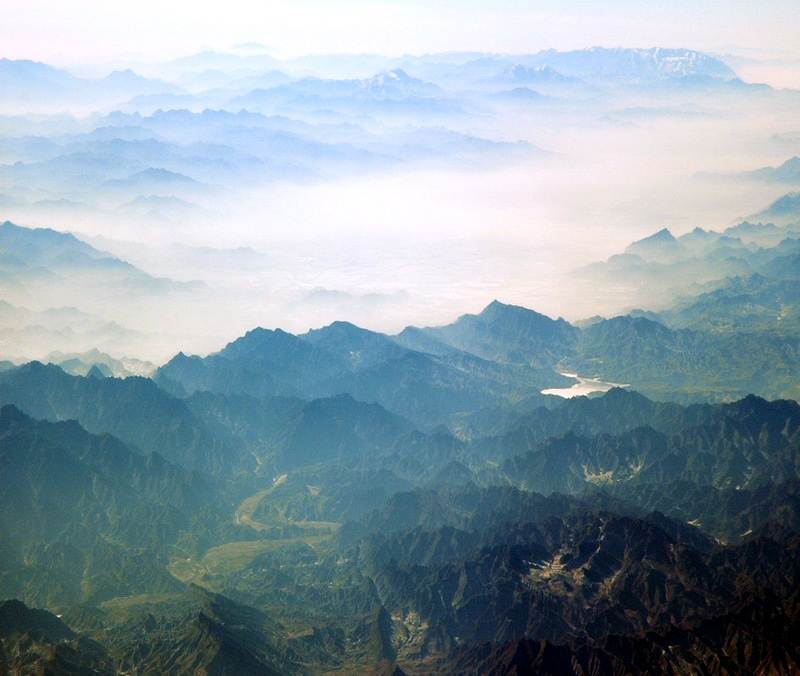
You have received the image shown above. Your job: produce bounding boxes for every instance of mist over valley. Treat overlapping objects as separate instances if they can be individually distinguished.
[2,15,800,674]
[3,46,799,360]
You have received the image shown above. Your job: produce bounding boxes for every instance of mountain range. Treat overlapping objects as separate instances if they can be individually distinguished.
[2,336,800,673]
[2,45,800,674]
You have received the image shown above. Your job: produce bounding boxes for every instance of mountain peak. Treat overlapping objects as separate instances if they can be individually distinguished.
[86,364,109,379]
[422,300,578,367]
[302,320,385,344]
[600,386,649,404]
[0,220,112,264]
[361,69,440,97]
[528,47,737,84]
[220,326,295,354]
[642,227,676,242]
[309,319,363,334]
[624,228,687,262]
[503,64,574,84]
[481,299,548,319]
[478,300,571,327]
[302,320,406,368]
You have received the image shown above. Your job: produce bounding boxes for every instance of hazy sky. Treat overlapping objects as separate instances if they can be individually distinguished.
[3,1,800,77]
[2,0,800,353]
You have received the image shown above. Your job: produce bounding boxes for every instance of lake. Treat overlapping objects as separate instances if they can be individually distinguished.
[542,372,628,399]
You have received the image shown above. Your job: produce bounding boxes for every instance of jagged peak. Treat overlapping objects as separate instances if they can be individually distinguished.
[226,326,293,345]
